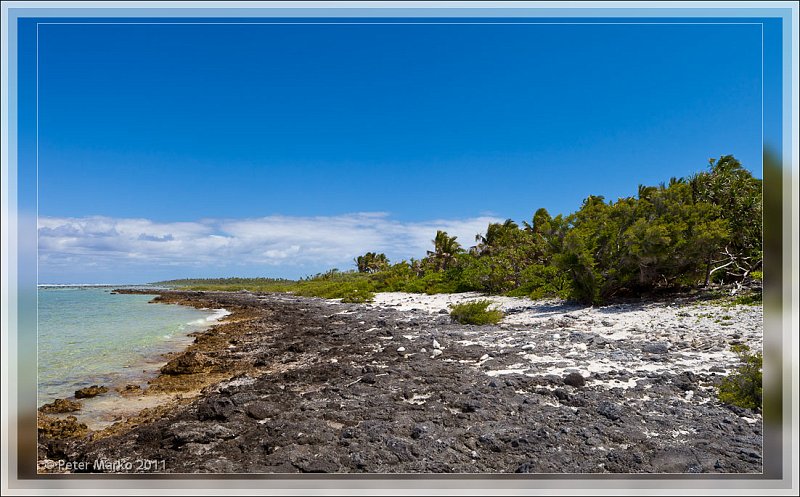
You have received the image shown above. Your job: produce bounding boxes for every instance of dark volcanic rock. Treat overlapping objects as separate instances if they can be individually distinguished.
[596,401,622,421]
[563,372,586,388]
[197,397,236,421]
[245,401,274,420]
[49,290,763,475]
[74,385,108,399]
[553,388,570,401]
[642,342,670,354]
[117,384,142,395]
[410,424,429,440]
[673,371,698,391]
[171,422,235,445]
[650,447,702,473]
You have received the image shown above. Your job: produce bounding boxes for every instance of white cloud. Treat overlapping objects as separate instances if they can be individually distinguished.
[37,213,502,277]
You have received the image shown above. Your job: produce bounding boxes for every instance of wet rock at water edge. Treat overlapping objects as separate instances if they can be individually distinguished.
[161,351,218,375]
[117,384,142,395]
[74,385,109,399]
[37,414,88,439]
[38,398,82,414]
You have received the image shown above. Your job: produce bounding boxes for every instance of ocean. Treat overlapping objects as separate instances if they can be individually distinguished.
[37,285,226,413]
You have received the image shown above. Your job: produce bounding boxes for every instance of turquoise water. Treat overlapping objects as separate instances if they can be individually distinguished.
[38,286,222,406]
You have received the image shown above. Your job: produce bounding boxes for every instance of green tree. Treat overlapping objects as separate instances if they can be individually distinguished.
[556,180,731,303]
[276,155,761,306]
[468,219,538,292]
[623,181,728,289]
[355,252,389,273]
[427,230,463,271]
[474,219,523,256]
[690,155,762,289]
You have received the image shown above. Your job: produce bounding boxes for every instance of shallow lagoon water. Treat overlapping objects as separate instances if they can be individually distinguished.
[38,286,223,409]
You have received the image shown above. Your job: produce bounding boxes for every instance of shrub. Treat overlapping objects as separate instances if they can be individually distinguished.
[291,272,376,302]
[339,286,375,303]
[508,264,570,299]
[733,291,762,306]
[717,344,762,411]
[449,300,504,325]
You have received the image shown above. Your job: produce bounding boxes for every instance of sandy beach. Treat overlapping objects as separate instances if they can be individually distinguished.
[37,289,763,474]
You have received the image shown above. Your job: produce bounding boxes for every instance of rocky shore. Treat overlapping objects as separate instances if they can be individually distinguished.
[38,290,763,473]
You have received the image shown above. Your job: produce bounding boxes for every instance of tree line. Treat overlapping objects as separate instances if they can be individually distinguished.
[351,155,762,304]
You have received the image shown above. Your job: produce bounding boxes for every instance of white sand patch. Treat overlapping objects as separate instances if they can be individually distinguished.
[366,292,761,387]
[587,378,639,390]
[475,355,493,367]
[403,393,431,405]
[486,367,529,377]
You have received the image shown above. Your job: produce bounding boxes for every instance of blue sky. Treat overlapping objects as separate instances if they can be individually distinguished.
[32,20,770,283]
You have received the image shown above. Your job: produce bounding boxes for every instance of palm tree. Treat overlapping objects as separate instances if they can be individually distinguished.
[427,230,463,271]
[523,208,552,235]
[355,252,389,273]
[474,219,519,255]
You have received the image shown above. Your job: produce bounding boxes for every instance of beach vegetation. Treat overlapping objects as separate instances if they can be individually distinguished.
[449,300,504,325]
[355,252,390,273]
[160,155,761,306]
[717,344,762,411]
[732,291,762,306]
[427,230,464,271]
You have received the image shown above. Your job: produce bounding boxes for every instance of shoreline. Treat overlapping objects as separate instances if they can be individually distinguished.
[86,290,257,438]
[37,290,236,434]
[38,289,764,474]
